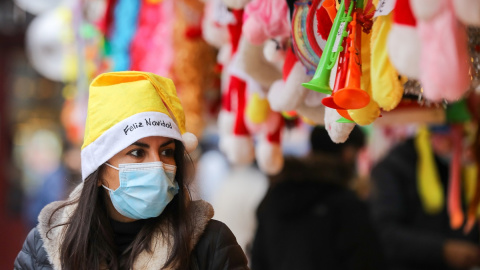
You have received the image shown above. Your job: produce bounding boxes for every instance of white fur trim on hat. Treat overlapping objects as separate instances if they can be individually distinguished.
[81,111,183,180]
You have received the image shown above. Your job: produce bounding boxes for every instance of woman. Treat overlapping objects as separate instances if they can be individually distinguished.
[14,71,249,270]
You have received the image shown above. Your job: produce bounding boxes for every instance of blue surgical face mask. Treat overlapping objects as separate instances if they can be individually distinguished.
[103,161,179,220]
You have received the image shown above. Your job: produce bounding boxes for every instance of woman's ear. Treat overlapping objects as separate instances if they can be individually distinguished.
[97,164,106,187]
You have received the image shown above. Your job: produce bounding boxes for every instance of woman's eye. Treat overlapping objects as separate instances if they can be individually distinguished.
[128,149,145,158]
[161,148,175,157]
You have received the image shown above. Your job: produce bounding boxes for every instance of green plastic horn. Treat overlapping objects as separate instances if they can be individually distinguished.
[302,0,355,94]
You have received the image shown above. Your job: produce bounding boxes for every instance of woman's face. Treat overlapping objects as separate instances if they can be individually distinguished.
[100,136,176,222]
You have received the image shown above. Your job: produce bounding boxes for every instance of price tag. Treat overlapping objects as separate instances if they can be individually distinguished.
[332,22,346,53]
[374,0,396,18]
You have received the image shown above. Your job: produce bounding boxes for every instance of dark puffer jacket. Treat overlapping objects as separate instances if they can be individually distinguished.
[15,220,247,270]
[14,184,249,270]
[251,157,385,270]
[369,139,480,270]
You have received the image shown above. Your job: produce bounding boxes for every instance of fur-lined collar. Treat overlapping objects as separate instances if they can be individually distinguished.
[37,183,214,270]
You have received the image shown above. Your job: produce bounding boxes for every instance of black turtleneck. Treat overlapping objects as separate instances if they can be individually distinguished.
[109,218,146,255]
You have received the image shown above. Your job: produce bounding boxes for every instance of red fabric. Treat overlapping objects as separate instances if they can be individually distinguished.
[316,6,333,41]
[96,0,117,38]
[230,76,250,135]
[267,116,284,143]
[282,49,298,81]
[185,26,203,39]
[228,9,245,54]
[393,0,416,26]
[222,79,233,112]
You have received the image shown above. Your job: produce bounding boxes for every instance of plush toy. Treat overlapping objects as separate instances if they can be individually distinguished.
[387,0,420,79]
[411,0,471,102]
[453,0,480,27]
[370,12,404,111]
[130,0,175,77]
[202,0,231,49]
[324,107,355,143]
[237,38,283,89]
[242,0,290,46]
[268,49,309,112]
[218,8,257,166]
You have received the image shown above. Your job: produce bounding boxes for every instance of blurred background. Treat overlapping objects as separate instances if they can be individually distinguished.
[1,0,480,269]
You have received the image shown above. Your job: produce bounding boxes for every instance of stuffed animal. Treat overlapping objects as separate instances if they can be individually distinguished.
[453,0,480,26]
[242,0,290,46]
[387,0,421,79]
[411,0,471,102]
[370,11,404,111]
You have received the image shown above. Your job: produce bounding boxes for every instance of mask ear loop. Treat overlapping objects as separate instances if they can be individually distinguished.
[103,163,120,192]
[105,162,120,171]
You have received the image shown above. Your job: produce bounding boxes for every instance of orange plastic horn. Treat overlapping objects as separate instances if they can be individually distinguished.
[333,10,370,110]
[322,36,349,110]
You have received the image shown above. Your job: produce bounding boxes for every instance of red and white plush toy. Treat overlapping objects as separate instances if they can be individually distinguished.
[387,0,420,79]
[218,8,257,165]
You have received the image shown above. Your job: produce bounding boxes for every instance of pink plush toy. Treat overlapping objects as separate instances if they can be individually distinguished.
[130,0,175,76]
[242,0,290,45]
[387,0,420,79]
[411,0,471,102]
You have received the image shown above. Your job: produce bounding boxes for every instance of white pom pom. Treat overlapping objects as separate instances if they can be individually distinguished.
[387,25,421,79]
[182,132,198,153]
[255,140,284,175]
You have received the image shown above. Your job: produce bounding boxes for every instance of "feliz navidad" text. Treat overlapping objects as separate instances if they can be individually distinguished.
[124,118,173,135]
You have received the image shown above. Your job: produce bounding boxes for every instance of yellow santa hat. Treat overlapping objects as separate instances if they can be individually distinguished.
[81,71,198,180]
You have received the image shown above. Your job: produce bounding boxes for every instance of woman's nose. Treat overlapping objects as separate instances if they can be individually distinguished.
[146,150,162,162]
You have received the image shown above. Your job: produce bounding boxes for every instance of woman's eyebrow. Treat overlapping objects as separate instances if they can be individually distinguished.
[131,142,149,148]
[160,139,175,148]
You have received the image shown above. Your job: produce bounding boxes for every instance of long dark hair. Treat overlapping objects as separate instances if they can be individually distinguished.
[48,140,194,270]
